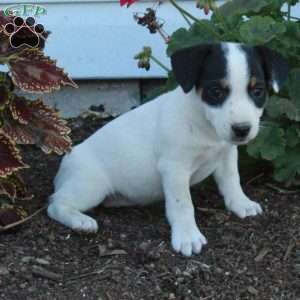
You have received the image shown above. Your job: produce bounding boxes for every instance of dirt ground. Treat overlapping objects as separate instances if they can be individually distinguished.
[0,115,300,300]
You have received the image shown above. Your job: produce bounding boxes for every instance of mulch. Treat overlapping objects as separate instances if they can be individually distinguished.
[0,115,299,300]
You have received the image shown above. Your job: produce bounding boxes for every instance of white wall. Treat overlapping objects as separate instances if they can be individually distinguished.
[0,0,212,79]
[0,1,299,80]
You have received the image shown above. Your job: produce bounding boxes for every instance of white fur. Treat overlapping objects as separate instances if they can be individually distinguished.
[48,43,263,256]
[203,43,263,145]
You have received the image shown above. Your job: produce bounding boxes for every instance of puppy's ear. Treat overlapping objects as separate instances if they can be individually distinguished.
[255,46,289,93]
[171,45,211,93]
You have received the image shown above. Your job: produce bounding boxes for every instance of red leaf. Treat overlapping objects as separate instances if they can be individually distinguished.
[3,97,72,155]
[9,49,78,92]
[2,115,36,144]
[0,177,17,200]
[0,32,25,59]
[9,95,31,124]
[0,173,32,201]
[120,0,138,6]
[0,204,27,227]
[0,133,28,177]
[0,207,20,226]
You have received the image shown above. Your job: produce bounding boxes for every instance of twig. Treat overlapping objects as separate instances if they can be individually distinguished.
[246,173,264,186]
[265,183,300,195]
[200,295,215,300]
[283,241,295,261]
[0,205,47,232]
[156,27,171,44]
[64,258,113,283]
[255,247,270,262]
[197,207,222,213]
[32,265,62,282]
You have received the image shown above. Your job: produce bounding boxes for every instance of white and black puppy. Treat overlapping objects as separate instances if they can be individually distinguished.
[48,42,288,256]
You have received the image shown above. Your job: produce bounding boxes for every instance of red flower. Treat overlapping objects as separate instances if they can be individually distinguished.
[120,0,137,7]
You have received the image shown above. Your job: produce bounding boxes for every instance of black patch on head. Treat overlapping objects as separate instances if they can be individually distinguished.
[171,43,288,108]
[241,45,267,108]
[255,46,289,92]
[170,44,227,94]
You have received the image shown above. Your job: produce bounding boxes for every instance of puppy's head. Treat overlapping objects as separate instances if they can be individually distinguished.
[171,43,289,145]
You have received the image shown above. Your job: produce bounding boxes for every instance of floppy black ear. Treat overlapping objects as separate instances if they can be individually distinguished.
[170,45,211,93]
[255,46,289,93]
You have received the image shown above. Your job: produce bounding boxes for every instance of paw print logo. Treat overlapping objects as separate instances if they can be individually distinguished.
[3,16,44,49]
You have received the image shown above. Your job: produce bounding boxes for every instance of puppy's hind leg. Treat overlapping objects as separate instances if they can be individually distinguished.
[48,170,111,233]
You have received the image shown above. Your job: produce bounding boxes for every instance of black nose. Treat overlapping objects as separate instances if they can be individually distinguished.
[231,123,251,139]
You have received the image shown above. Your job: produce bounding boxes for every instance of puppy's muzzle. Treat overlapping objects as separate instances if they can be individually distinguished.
[231,123,251,140]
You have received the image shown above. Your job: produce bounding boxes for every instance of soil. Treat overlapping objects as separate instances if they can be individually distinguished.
[0,114,300,300]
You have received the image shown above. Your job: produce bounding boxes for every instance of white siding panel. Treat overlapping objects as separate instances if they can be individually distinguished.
[0,1,212,79]
[0,1,299,79]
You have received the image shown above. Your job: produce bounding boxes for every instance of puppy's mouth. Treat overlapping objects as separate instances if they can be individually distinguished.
[230,137,250,145]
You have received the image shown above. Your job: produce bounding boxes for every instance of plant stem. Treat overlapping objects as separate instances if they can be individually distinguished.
[169,0,222,39]
[180,10,192,26]
[169,0,199,23]
[150,55,170,73]
[290,15,300,20]
[287,3,291,21]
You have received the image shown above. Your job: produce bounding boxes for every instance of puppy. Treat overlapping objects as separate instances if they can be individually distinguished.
[48,42,288,256]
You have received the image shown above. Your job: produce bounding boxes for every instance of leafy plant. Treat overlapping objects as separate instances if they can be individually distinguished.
[122,0,300,186]
[0,12,77,230]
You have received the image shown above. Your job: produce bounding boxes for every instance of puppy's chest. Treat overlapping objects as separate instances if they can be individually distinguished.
[190,145,224,185]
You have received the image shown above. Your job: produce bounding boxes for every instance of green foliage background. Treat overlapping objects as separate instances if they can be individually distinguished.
[165,0,300,185]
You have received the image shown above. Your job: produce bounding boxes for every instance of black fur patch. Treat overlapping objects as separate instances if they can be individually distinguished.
[171,43,288,108]
[242,45,267,108]
[197,45,229,106]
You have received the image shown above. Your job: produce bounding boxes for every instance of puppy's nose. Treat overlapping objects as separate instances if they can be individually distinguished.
[231,123,251,139]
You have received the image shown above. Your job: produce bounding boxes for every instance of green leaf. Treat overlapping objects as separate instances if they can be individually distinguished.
[266,95,300,121]
[218,0,285,17]
[166,21,218,56]
[274,145,300,183]
[288,68,300,106]
[285,125,300,147]
[247,126,286,160]
[239,16,286,45]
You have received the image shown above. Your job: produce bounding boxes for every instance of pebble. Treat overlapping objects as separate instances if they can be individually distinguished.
[0,266,9,275]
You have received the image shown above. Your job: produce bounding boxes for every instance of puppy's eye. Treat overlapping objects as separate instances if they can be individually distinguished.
[249,85,266,108]
[251,87,265,98]
[208,86,225,99]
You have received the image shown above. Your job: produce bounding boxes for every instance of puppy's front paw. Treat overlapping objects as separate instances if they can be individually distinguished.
[71,213,99,233]
[171,223,207,257]
[226,198,263,219]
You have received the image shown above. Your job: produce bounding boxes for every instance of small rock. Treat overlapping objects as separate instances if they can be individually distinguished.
[169,293,176,300]
[247,286,259,296]
[62,248,70,255]
[35,258,50,265]
[120,233,127,240]
[0,266,9,275]
[19,282,27,289]
[107,238,114,249]
[139,241,149,251]
[21,256,33,263]
[98,244,107,256]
